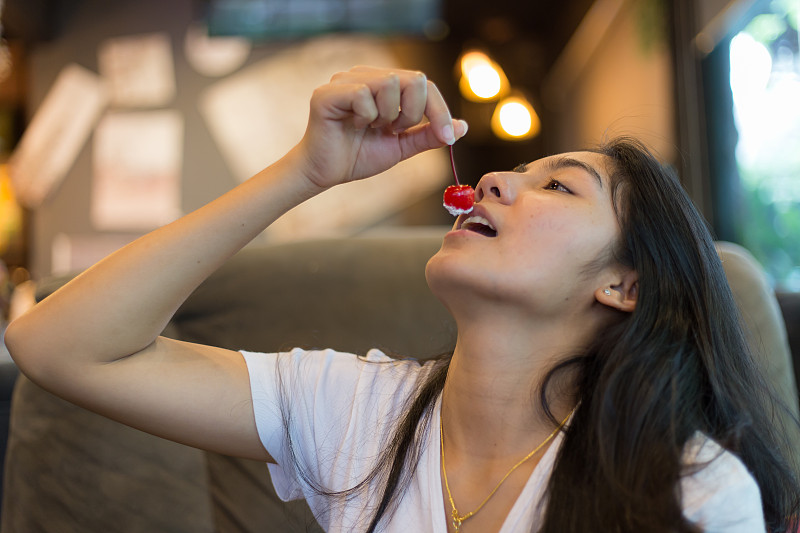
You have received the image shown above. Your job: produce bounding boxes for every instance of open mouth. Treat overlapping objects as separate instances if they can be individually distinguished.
[460,215,497,237]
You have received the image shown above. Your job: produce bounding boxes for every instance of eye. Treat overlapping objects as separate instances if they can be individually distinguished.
[545,179,571,193]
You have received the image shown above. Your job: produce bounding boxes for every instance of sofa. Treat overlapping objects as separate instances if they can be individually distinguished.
[1,231,798,532]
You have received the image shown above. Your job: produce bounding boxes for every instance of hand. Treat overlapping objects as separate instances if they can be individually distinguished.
[294,66,468,191]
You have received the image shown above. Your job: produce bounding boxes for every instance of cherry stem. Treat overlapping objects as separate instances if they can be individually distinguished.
[449,144,461,186]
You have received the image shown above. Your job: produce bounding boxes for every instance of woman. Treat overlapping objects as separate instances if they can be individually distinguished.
[6,66,798,532]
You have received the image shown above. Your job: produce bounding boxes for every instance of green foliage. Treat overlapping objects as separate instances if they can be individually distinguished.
[772,0,799,30]
[738,166,800,291]
[732,2,800,291]
[631,0,668,53]
[745,13,789,45]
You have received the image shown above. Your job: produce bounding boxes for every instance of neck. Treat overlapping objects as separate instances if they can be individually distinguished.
[440,309,587,460]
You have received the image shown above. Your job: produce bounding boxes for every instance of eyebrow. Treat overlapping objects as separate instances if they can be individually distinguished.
[547,157,604,190]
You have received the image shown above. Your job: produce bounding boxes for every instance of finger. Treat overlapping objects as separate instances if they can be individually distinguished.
[422,80,456,145]
[350,84,381,129]
[370,73,401,128]
[392,71,428,132]
[398,118,468,161]
[454,118,469,141]
[334,67,426,130]
[324,67,457,142]
[311,82,378,129]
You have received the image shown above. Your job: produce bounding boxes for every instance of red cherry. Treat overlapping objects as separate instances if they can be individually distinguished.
[443,184,474,216]
[443,144,473,216]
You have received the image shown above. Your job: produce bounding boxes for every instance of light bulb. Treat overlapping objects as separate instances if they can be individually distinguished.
[467,64,502,99]
[491,95,540,140]
[457,50,508,102]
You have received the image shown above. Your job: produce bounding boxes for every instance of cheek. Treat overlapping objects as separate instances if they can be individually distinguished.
[522,199,616,240]
[514,208,579,256]
[511,210,618,275]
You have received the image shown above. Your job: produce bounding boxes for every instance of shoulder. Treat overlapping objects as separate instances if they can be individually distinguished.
[242,347,425,392]
[241,347,428,424]
[241,347,434,512]
[680,433,765,532]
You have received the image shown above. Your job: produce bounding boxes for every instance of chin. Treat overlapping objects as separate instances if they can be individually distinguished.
[425,250,466,305]
[427,250,551,316]
[425,249,496,309]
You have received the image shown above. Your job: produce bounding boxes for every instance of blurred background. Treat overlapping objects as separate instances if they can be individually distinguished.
[0,0,797,294]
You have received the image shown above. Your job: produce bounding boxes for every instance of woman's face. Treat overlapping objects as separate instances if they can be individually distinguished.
[426,151,624,317]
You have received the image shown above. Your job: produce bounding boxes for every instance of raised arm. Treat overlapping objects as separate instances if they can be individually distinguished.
[5,66,467,461]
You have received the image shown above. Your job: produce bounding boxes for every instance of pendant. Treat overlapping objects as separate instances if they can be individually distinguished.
[451,509,462,531]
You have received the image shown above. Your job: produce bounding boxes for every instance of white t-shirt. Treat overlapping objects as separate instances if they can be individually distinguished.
[242,348,765,532]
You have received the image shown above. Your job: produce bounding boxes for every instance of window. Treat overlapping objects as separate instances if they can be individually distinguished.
[728,1,800,290]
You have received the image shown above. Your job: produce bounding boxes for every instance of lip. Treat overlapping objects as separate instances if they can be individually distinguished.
[456,203,496,233]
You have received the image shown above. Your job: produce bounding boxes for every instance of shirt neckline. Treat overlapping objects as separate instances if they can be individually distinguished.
[429,396,570,532]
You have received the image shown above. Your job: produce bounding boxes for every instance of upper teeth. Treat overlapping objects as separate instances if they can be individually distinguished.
[462,215,495,231]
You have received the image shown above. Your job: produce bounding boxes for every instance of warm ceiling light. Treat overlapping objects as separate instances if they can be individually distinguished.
[467,63,501,98]
[491,95,540,140]
[458,50,509,102]
[459,50,491,77]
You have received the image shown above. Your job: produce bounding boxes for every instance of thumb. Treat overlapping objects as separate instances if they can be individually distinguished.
[397,119,468,161]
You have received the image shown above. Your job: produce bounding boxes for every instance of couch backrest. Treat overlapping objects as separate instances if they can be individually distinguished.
[717,241,799,417]
[169,233,457,358]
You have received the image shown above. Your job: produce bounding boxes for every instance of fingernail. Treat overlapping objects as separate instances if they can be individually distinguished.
[442,124,455,145]
[458,119,468,137]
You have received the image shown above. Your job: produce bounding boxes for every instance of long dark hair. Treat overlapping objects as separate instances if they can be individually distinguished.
[536,138,800,531]
[288,138,800,532]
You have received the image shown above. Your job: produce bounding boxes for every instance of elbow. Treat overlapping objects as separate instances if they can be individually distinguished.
[5,317,24,362]
[4,315,46,382]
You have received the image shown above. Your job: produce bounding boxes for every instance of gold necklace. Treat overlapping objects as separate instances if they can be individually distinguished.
[440,408,574,532]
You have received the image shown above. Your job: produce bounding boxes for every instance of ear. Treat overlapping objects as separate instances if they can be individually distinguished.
[595,269,638,313]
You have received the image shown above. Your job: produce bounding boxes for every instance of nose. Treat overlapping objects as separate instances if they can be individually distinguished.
[475,172,515,204]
